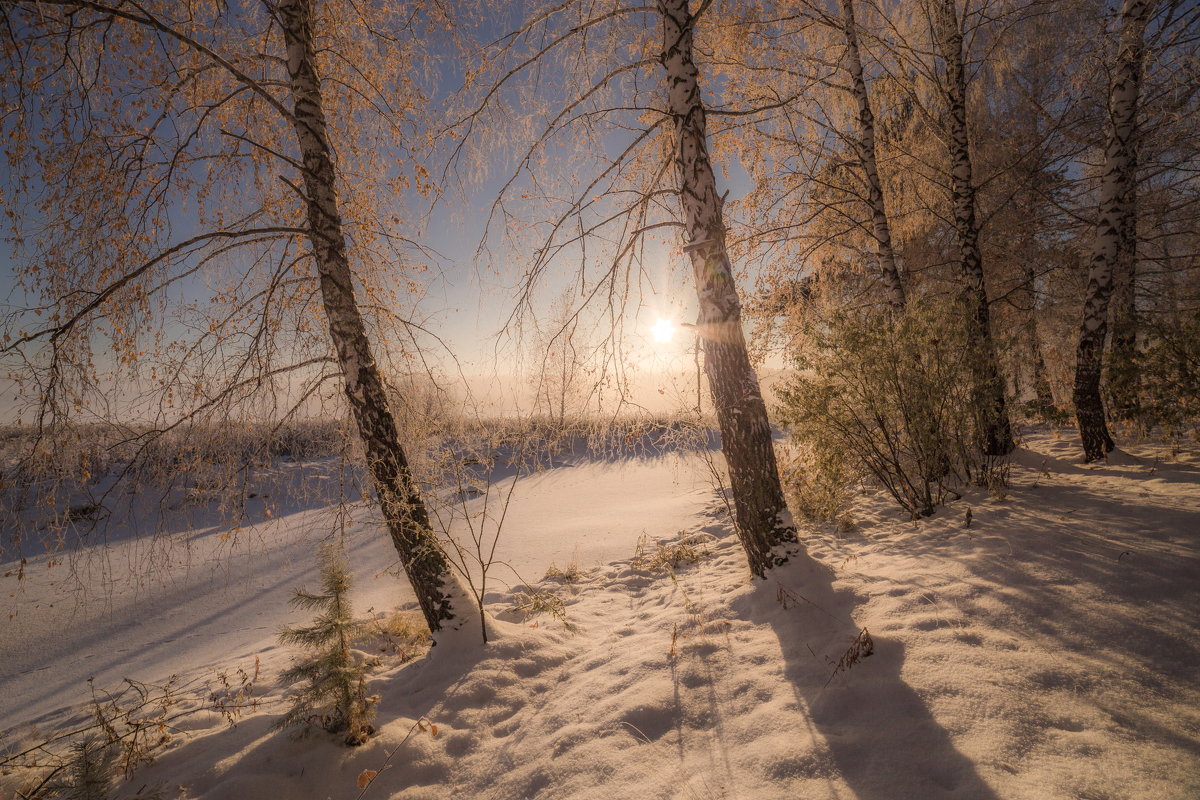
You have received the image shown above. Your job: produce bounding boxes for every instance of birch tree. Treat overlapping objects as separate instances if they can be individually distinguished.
[729,0,908,313]
[1072,0,1157,461]
[928,0,1014,456]
[839,0,906,310]
[275,0,475,637]
[452,0,799,576]
[0,0,479,639]
[714,0,910,323]
[659,0,798,574]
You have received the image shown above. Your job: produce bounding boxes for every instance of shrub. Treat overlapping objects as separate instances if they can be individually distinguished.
[777,439,854,523]
[369,611,431,660]
[776,302,989,518]
[36,736,164,800]
[509,588,576,632]
[1106,313,1200,435]
[0,671,236,800]
[543,560,583,583]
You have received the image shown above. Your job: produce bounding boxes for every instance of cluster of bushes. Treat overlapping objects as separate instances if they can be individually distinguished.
[0,419,358,561]
[1104,314,1200,436]
[0,410,715,494]
[775,300,1200,523]
[775,300,1002,520]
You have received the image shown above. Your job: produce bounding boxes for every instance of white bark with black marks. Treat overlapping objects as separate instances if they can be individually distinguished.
[1075,0,1156,455]
[659,0,798,577]
[1073,0,1155,462]
[1107,219,1140,420]
[934,0,1014,456]
[841,0,906,311]
[277,0,476,637]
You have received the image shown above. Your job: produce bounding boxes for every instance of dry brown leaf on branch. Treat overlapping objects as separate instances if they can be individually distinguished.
[357,769,378,789]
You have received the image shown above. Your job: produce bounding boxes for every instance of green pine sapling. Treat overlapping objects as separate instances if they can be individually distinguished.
[38,736,164,800]
[276,542,378,746]
[47,737,116,800]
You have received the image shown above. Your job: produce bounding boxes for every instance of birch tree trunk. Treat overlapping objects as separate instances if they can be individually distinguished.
[934,0,1014,457]
[1106,180,1141,421]
[658,0,798,577]
[278,0,474,636]
[1072,0,1155,461]
[841,0,906,311]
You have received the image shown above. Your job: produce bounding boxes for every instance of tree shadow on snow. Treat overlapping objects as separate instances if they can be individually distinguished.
[732,552,1001,800]
[136,637,495,799]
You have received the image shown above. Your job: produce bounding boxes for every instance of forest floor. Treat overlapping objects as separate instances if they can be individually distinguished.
[1,426,1198,799]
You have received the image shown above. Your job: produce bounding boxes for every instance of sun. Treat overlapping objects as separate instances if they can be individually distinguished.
[650,318,676,344]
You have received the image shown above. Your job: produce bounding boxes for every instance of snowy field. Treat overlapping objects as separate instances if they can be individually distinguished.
[2,427,1198,799]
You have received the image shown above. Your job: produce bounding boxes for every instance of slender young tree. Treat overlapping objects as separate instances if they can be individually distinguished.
[840,0,906,311]
[1073,0,1157,461]
[659,0,798,575]
[277,540,377,746]
[450,0,801,576]
[930,0,1014,456]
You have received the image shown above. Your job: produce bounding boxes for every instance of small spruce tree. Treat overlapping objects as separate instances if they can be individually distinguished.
[49,737,118,800]
[41,736,164,800]
[276,542,378,746]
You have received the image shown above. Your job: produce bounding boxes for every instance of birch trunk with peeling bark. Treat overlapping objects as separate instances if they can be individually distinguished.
[658,0,798,577]
[841,0,906,311]
[278,0,474,637]
[1073,0,1155,462]
[934,0,1014,457]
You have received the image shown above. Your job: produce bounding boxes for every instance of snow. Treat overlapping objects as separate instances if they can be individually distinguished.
[2,428,1198,799]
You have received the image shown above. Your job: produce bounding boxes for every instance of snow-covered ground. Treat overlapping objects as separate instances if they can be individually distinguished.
[2,428,1198,799]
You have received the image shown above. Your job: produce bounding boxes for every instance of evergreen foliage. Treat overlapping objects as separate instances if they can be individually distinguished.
[49,737,116,800]
[39,736,164,800]
[276,542,378,746]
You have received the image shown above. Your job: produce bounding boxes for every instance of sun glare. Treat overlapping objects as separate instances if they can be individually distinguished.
[651,318,676,344]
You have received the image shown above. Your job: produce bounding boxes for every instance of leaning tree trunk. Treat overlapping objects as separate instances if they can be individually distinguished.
[1073,0,1155,461]
[934,0,1014,457]
[278,0,473,636]
[659,0,798,578]
[841,0,906,311]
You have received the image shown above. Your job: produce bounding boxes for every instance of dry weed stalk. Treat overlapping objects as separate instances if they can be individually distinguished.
[825,628,875,687]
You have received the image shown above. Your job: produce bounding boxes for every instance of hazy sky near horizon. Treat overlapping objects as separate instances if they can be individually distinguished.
[0,0,772,426]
